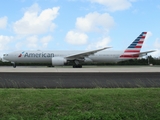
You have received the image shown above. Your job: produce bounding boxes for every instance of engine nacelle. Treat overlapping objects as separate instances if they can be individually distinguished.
[52,57,67,66]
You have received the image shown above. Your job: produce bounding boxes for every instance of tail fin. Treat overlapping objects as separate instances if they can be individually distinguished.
[120,32,147,59]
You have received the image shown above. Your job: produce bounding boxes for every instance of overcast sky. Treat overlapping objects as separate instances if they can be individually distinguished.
[0,0,160,57]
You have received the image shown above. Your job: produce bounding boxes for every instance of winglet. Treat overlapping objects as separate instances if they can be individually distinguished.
[100,47,112,51]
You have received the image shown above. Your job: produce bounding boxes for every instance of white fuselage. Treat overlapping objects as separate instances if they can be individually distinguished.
[3,50,128,64]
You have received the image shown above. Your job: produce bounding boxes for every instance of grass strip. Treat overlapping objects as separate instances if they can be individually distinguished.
[0,88,160,120]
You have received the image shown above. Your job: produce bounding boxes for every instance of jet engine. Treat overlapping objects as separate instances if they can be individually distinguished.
[52,57,67,66]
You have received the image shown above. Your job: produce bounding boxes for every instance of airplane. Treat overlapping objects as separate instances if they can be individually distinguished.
[2,32,155,68]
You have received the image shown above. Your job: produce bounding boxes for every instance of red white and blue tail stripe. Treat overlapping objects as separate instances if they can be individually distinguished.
[120,32,147,59]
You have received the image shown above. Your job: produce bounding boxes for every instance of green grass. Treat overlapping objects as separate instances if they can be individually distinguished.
[0,88,160,120]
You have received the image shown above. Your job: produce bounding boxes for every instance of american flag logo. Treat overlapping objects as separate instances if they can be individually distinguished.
[120,32,147,59]
[18,51,25,57]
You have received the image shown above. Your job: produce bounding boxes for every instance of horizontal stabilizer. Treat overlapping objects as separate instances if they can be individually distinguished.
[120,50,155,59]
[139,50,156,57]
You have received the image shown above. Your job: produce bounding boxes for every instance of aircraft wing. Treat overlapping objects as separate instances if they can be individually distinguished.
[65,47,111,60]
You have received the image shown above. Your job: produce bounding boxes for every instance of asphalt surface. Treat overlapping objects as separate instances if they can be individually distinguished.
[0,72,160,88]
[1,66,160,72]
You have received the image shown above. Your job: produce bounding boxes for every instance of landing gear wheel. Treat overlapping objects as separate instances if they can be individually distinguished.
[11,62,16,68]
[13,64,16,68]
[73,65,82,68]
[78,65,82,68]
[73,60,82,68]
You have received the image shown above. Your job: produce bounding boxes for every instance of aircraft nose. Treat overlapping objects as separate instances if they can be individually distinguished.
[3,54,6,59]
[3,53,10,59]
[2,54,10,62]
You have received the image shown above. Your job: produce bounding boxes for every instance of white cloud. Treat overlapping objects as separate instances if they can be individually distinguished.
[95,37,111,48]
[16,35,53,50]
[0,16,8,29]
[151,49,160,58]
[65,30,88,45]
[26,35,38,49]
[41,35,52,48]
[0,35,13,51]
[13,4,60,35]
[145,31,152,40]
[24,3,41,13]
[76,12,114,33]
[90,0,133,11]
[15,42,24,50]
[87,36,111,49]
[149,38,160,57]
[66,11,114,46]
[154,38,160,49]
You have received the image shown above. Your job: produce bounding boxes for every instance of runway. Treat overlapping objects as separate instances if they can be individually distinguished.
[0,66,160,88]
[0,65,160,72]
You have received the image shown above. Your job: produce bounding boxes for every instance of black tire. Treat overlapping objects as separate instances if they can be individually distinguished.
[73,65,82,68]
[78,65,82,68]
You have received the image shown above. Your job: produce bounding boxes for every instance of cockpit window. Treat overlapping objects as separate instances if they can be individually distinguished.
[3,54,8,56]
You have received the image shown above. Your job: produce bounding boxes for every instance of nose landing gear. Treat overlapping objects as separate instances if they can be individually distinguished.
[11,62,16,68]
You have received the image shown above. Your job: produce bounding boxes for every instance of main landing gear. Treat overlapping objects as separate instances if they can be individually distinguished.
[72,60,82,68]
[73,65,82,68]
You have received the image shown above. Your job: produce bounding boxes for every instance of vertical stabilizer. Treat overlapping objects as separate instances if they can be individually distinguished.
[120,32,147,59]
